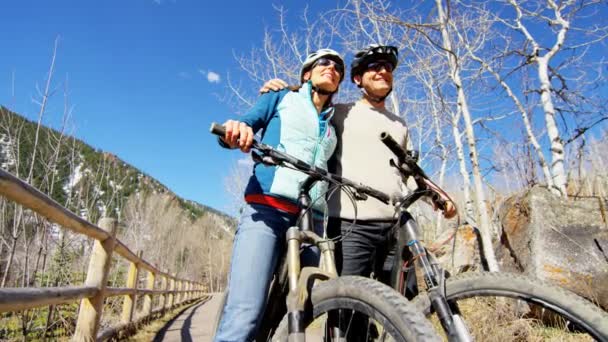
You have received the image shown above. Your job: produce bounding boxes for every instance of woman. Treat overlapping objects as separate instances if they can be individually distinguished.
[214,48,345,342]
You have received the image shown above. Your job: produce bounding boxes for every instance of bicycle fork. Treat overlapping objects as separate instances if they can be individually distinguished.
[401,214,472,342]
[285,227,336,342]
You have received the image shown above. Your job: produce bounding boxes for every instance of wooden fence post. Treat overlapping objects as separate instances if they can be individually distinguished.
[121,250,141,323]
[175,280,184,304]
[184,281,189,301]
[167,275,175,309]
[73,218,117,342]
[159,275,168,311]
[143,270,155,317]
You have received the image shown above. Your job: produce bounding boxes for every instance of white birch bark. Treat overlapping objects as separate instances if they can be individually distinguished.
[454,27,556,193]
[507,0,569,196]
[435,0,499,271]
[451,111,476,224]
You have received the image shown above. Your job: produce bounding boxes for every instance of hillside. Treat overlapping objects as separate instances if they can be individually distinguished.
[0,105,234,227]
[0,106,235,293]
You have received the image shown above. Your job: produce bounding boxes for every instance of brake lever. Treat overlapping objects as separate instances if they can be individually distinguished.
[252,151,281,166]
[431,193,447,211]
[389,159,414,177]
[354,191,368,201]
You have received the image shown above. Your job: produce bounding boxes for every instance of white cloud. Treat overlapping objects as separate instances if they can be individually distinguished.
[237,157,253,167]
[207,71,221,83]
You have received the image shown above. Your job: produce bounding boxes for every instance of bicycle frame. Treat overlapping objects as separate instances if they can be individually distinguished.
[375,130,472,341]
[394,209,472,342]
[210,122,431,341]
[257,176,340,342]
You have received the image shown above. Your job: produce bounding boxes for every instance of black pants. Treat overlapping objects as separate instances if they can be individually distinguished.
[329,216,419,299]
[328,218,395,282]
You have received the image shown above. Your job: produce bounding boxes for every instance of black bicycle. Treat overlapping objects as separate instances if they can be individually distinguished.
[377,132,608,341]
[210,123,441,342]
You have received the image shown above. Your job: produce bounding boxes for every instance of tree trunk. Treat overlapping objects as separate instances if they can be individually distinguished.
[451,113,475,224]
[207,246,215,292]
[506,0,570,196]
[537,56,568,196]
[458,38,556,192]
[436,0,499,271]
[1,236,17,287]
[22,235,30,287]
[430,88,448,237]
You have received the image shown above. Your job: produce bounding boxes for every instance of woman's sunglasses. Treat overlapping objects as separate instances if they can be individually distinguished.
[313,57,345,75]
[365,60,394,73]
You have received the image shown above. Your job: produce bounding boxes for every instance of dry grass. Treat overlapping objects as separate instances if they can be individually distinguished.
[428,297,593,342]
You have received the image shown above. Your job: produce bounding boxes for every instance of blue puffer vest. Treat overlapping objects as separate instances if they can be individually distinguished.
[234,81,337,212]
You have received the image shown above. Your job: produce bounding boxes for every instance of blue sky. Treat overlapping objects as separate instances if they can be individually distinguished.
[1,1,606,215]
[0,0,333,214]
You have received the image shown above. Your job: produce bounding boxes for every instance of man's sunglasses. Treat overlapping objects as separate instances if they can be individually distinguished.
[313,57,345,75]
[365,60,394,73]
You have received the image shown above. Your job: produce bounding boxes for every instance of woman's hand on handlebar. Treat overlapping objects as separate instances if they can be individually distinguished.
[220,120,254,153]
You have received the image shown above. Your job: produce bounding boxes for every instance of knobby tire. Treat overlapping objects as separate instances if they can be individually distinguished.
[272,276,441,341]
[411,272,608,341]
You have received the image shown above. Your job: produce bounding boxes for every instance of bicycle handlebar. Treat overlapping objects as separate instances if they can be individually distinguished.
[209,122,391,204]
[379,131,449,211]
[380,132,407,163]
[210,122,227,137]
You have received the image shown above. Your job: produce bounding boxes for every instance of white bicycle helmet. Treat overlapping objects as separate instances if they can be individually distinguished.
[299,48,345,83]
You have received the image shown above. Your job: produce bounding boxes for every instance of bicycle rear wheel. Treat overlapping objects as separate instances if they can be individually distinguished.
[272,276,441,341]
[412,272,608,341]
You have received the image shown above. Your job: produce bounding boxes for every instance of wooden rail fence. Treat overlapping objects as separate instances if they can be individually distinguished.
[0,168,208,341]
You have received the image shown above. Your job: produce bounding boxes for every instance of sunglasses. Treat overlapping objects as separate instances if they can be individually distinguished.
[365,60,394,73]
[313,57,345,75]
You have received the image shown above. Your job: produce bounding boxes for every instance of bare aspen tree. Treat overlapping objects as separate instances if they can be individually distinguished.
[410,59,447,232]
[226,4,346,112]
[451,21,556,193]
[480,0,608,196]
[26,37,59,185]
[0,110,25,287]
[223,159,251,217]
[434,0,499,271]
[1,38,62,287]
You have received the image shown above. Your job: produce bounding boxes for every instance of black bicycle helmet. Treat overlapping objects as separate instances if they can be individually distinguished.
[350,45,398,83]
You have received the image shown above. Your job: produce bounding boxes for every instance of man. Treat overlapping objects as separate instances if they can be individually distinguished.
[262,44,455,288]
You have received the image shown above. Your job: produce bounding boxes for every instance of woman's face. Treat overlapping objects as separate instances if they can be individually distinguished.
[305,57,342,92]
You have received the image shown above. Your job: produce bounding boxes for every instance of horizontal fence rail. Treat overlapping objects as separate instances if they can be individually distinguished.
[0,168,209,341]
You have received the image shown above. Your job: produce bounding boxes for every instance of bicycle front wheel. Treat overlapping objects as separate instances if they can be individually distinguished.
[412,272,608,341]
[272,275,441,341]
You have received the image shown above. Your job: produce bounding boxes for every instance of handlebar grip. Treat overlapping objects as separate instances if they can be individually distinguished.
[379,132,407,162]
[210,122,226,137]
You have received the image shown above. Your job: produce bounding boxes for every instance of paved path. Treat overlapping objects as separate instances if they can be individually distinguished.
[153,294,223,342]
[153,293,323,342]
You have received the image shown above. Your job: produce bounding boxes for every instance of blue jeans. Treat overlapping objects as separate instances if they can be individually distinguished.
[214,203,321,342]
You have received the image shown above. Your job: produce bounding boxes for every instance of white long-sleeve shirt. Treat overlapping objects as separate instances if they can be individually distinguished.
[327,101,415,221]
